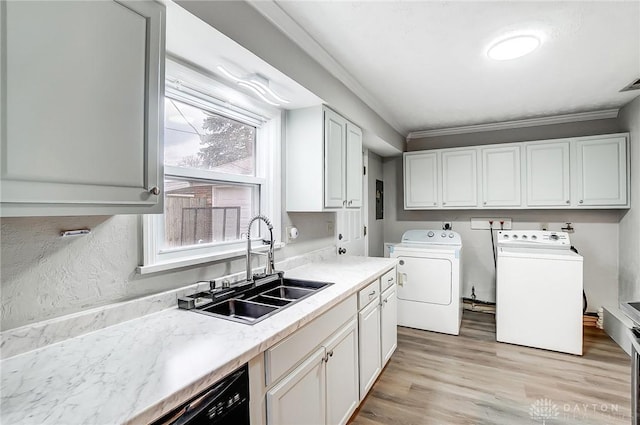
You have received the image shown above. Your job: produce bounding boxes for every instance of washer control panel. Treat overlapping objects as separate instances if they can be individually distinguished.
[497,230,570,249]
[401,229,462,246]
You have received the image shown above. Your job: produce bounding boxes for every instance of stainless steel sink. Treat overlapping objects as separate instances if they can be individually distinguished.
[181,275,333,324]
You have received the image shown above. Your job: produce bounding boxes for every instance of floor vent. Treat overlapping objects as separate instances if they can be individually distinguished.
[620,77,640,92]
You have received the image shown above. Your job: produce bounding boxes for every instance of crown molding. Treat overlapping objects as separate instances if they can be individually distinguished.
[249,1,407,135]
[406,109,620,140]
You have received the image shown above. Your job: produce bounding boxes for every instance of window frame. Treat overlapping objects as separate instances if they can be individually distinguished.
[139,65,282,274]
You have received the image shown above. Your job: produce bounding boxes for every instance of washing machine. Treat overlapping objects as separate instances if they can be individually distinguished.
[390,229,462,335]
[496,230,583,355]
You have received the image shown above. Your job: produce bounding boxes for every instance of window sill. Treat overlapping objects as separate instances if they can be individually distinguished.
[137,242,285,275]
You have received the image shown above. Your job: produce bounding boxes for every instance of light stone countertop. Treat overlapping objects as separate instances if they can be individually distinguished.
[0,256,396,425]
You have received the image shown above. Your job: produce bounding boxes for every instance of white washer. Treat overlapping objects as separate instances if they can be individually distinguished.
[390,229,462,335]
[496,230,583,355]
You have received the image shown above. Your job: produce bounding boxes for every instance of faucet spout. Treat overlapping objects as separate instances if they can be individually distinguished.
[246,214,274,282]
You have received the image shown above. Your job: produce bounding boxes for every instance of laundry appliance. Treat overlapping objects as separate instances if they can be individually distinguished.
[496,230,583,355]
[390,229,462,335]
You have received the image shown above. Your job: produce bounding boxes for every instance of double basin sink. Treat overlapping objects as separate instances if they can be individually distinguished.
[179,275,333,324]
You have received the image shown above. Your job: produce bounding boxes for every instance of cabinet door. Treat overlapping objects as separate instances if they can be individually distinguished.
[404,152,439,208]
[481,146,521,207]
[358,299,381,399]
[267,347,326,425]
[345,123,363,208]
[324,109,347,208]
[325,319,359,425]
[576,136,628,206]
[0,0,164,216]
[380,285,398,366]
[526,142,570,206]
[441,149,477,207]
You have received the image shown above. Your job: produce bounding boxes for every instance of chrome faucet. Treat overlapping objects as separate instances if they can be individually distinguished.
[246,214,275,282]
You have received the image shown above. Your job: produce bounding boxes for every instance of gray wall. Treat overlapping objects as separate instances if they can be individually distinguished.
[367,152,384,257]
[618,96,640,302]
[384,118,627,311]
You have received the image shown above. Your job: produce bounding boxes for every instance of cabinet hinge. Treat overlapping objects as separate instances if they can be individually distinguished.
[364,226,367,236]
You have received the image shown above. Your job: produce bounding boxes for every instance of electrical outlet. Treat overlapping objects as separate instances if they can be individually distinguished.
[470,218,512,230]
[327,221,335,235]
[442,221,452,230]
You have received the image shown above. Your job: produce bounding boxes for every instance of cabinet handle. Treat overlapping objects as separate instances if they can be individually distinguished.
[579,200,584,204]
[387,277,393,282]
[348,200,353,206]
[149,186,160,196]
[566,200,570,204]
[369,291,376,298]
[443,202,446,205]
[483,201,487,205]
[343,200,347,207]
[432,202,436,206]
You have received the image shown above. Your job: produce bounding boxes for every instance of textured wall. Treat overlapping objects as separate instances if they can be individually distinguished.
[0,212,334,331]
[618,96,640,302]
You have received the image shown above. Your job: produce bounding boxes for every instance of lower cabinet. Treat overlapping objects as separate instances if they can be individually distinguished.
[358,297,381,398]
[380,284,398,365]
[266,347,327,425]
[267,319,358,425]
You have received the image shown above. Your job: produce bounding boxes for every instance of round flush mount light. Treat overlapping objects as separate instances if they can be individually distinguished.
[487,35,540,60]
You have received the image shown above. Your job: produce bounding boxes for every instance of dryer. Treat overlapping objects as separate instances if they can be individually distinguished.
[496,230,583,355]
[390,229,462,335]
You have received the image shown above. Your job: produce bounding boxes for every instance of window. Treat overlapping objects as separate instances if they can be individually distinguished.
[141,63,281,273]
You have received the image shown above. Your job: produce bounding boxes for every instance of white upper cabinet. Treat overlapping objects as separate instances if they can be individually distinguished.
[404,152,439,209]
[0,0,165,216]
[481,145,521,207]
[575,135,628,206]
[525,141,571,207]
[286,106,362,211]
[345,123,363,208]
[324,109,347,208]
[441,149,478,207]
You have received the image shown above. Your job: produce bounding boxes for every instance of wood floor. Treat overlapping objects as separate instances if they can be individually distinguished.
[349,311,631,425]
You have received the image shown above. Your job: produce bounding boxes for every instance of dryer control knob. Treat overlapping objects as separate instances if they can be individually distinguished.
[441,233,446,237]
[427,231,434,237]
[448,233,454,238]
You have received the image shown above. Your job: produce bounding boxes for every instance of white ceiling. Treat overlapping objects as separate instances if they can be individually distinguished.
[265,1,640,135]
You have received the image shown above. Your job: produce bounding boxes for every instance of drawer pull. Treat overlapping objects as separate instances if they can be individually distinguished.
[368,291,376,297]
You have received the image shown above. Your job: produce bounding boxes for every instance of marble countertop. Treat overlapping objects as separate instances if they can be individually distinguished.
[1,256,396,425]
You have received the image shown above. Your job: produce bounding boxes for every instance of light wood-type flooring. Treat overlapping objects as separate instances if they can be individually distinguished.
[349,311,631,425]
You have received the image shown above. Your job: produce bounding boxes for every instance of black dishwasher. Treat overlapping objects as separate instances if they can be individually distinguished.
[151,364,249,425]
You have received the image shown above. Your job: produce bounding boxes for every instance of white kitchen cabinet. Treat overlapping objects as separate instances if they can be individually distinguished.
[575,135,628,207]
[286,105,362,211]
[324,109,347,208]
[481,146,521,207]
[404,151,439,209]
[345,123,363,208]
[525,141,571,207]
[358,293,381,398]
[0,0,165,217]
[325,319,359,425]
[441,149,478,207]
[266,347,326,425]
[380,284,398,366]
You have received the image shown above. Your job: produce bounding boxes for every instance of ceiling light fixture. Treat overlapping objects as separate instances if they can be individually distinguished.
[487,35,540,61]
[217,65,290,106]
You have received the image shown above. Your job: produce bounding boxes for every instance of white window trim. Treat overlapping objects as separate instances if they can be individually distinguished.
[138,69,282,275]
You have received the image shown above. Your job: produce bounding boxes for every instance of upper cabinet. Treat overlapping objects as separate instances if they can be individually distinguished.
[403,133,629,210]
[481,145,521,207]
[286,106,363,212]
[0,0,166,217]
[525,141,571,207]
[442,149,478,208]
[404,152,438,209]
[575,135,628,207]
